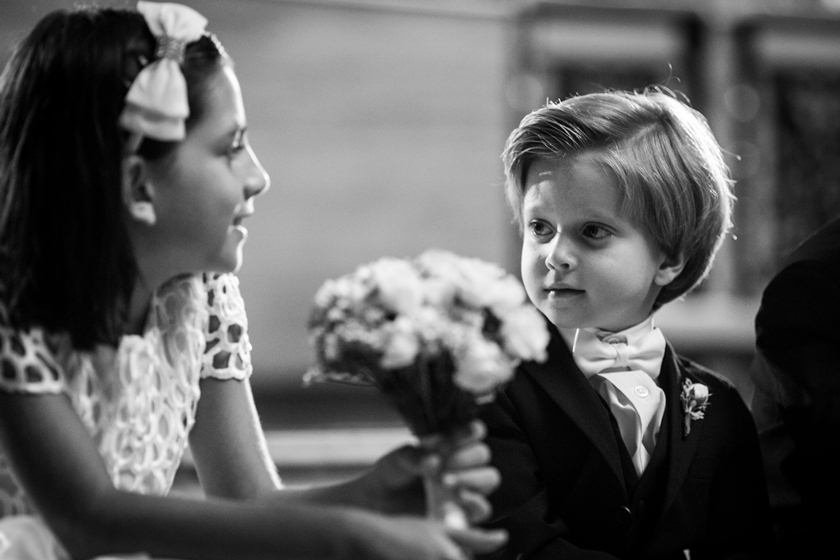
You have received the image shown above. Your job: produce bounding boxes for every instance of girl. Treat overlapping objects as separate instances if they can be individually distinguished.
[0,2,506,559]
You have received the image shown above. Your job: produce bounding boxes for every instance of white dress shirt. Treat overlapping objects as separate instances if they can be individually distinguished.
[560,317,667,475]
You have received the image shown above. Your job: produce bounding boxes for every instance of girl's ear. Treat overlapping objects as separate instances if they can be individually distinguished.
[121,155,156,226]
[654,251,686,287]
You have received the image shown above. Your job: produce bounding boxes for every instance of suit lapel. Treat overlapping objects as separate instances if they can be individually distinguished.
[520,325,626,488]
[660,345,704,514]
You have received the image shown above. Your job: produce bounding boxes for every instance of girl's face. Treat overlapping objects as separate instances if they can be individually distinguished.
[147,65,270,275]
[520,155,679,332]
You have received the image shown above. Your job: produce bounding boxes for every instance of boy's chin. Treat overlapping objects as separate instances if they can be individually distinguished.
[538,309,580,330]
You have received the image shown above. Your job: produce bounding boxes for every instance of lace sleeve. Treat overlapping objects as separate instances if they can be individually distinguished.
[0,306,65,394]
[200,273,253,381]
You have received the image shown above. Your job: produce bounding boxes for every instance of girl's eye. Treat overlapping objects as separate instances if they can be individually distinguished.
[228,141,246,157]
[227,130,248,158]
[527,220,554,240]
[581,224,612,240]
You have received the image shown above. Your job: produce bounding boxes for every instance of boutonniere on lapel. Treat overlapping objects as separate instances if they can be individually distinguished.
[680,378,711,437]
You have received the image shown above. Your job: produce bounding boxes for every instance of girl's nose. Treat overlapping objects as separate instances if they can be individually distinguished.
[241,144,271,199]
[545,232,575,271]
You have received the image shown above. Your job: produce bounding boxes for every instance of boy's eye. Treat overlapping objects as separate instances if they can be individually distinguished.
[581,224,612,240]
[527,220,554,239]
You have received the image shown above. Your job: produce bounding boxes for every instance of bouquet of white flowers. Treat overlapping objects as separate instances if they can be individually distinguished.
[304,249,550,527]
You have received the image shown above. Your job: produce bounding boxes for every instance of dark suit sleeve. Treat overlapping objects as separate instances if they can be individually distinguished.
[693,383,772,560]
[755,261,840,399]
[752,261,840,505]
[479,390,619,560]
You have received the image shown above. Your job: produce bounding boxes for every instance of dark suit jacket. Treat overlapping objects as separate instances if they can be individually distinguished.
[480,324,771,560]
[751,216,840,552]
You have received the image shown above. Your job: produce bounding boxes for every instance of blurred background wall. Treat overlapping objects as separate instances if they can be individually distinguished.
[3,0,840,486]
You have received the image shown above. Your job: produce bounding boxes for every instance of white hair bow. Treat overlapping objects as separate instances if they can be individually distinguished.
[119,1,208,143]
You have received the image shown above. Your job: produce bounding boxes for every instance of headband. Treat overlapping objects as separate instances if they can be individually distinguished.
[119,1,208,143]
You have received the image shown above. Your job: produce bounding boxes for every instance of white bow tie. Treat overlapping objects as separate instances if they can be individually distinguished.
[565,319,666,380]
[560,318,667,475]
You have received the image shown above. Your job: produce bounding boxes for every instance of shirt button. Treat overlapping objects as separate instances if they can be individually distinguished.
[634,385,650,398]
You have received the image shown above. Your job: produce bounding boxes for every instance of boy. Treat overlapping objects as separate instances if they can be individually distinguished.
[480,89,771,559]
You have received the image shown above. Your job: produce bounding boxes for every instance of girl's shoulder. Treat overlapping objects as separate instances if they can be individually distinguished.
[191,272,253,381]
[154,272,245,330]
[157,272,246,321]
[0,290,66,395]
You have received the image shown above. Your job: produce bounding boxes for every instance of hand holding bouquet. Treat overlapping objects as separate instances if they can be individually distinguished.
[305,249,550,528]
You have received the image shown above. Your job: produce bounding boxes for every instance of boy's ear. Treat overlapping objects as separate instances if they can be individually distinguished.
[654,251,686,287]
[121,155,156,226]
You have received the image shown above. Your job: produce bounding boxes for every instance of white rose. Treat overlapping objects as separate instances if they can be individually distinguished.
[418,250,525,313]
[416,249,460,277]
[414,306,449,345]
[321,332,341,361]
[416,250,465,294]
[486,275,529,316]
[362,306,386,325]
[689,383,709,403]
[370,258,424,315]
[499,305,549,362]
[338,320,385,353]
[454,336,514,394]
[456,260,506,309]
[380,316,420,369]
[422,277,457,309]
[313,279,337,309]
[334,275,367,305]
[326,307,346,323]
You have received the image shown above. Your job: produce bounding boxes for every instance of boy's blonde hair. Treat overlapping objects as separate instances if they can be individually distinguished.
[502,88,734,309]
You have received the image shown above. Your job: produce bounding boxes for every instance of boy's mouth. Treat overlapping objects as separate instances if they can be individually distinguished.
[545,287,584,299]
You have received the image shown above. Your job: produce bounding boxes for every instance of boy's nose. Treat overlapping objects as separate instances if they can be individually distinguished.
[545,233,575,270]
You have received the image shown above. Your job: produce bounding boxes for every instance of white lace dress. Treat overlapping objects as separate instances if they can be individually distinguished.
[0,273,253,559]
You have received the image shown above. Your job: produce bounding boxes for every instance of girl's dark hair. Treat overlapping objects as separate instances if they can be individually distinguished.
[0,7,228,349]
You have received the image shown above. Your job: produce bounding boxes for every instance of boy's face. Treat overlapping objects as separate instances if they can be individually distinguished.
[520,155,677,332]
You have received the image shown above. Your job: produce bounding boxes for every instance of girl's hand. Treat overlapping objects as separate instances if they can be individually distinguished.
[345,509,507,560]
[361,420,501,521]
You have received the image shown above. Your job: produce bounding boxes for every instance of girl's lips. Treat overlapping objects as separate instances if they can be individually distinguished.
[231,224,248,239]
[232,213,253,226]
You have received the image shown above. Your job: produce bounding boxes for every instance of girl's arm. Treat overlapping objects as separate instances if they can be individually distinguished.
[281,422,500,521]
[192,272,493,518]
[0,390,504,560]
[188,377,281,499]
[189,377,499,522]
